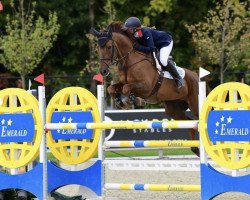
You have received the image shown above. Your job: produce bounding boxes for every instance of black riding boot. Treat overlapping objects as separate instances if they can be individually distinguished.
[166,60,184,89]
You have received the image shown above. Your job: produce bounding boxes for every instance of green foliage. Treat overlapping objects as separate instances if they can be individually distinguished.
[143,0,172,25]
[165,1,213,68]
[34,0,91,75]
[0,0,248,89]
[186,0,249,82]
[148,0,172,16]
[103,0,117,25]
[0,0,59,88]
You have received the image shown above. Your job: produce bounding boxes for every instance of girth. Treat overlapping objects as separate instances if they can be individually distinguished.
[147,71,164,98]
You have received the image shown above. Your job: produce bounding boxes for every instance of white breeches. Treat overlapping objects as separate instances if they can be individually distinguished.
[159,41,173,66]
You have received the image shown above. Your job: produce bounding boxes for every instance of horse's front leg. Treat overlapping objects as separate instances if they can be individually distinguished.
[107,83,123,100]
[107,83,131,109]
[122,82,147,107]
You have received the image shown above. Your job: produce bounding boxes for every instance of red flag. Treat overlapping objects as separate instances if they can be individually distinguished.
[34,73,45,85]
[0,1,3,12]
[93,73,103,84]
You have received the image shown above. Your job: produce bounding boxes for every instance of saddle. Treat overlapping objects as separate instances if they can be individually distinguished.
[153,51,185,79]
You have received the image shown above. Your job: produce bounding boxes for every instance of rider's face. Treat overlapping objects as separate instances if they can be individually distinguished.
[134,28,142,38]
[127,28,135,35]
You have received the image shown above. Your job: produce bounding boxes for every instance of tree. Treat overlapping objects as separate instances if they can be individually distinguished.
[186,0,249,83]
[0,0,59,89]
[35,0,91,75]
[143,0,172,26]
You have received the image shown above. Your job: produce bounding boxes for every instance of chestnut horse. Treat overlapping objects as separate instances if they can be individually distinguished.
[91,22,200,156]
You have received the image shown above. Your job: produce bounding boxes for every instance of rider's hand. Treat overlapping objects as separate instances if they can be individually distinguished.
[133,43,139,49]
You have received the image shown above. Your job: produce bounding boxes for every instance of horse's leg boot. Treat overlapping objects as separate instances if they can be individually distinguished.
[167,60,184,89]
[115,93,130,109]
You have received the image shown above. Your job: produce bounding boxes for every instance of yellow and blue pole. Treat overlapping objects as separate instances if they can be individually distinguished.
[104,140,200,148]
[45,120,198,131]
[105,183,201,192]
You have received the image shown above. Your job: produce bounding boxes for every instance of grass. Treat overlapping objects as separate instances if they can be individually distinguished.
[47,152,59,164]
[104,148,194,158]
[47,148,194,163]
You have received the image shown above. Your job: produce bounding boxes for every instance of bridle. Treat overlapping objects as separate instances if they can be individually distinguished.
[99,39,134,72]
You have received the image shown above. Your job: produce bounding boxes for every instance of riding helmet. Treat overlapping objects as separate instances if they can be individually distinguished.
[124,17,141,29]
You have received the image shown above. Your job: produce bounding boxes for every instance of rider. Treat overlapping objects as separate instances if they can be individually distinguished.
[123,17,184,89]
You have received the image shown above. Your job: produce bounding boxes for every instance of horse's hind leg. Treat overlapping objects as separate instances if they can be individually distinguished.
[187,122,199,156]
[185,99,199,156]
[164,100,199,157]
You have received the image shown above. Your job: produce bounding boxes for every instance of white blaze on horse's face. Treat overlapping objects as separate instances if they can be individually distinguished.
[99,39,114,77]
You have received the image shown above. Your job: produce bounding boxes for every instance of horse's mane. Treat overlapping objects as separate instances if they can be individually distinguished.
[107,21,135,42]
[107,21,124,33]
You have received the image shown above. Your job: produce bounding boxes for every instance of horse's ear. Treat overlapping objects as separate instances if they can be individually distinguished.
[107,27,112,38]
[90,27,101,37]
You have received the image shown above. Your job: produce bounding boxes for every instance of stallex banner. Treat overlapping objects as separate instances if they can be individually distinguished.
[104,109,197,141]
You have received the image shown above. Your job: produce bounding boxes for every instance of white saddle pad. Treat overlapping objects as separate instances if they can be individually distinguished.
[155,60,185,79]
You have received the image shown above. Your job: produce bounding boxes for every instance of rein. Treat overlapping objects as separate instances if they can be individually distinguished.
[100,39,134,69]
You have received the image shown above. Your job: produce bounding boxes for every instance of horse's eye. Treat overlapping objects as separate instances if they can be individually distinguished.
[107,46,112,50]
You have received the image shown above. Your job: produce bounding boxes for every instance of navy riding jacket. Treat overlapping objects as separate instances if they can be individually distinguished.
[134,27,172,53]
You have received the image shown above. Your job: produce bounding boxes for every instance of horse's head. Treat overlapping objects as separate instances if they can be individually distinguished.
[90,27,117,76]
[90,22,134,77]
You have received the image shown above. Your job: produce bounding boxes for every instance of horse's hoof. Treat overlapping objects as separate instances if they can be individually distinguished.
[115,103,122,109]
[115,100,130,110]
[114,98,123,109]
[191,147,200,157]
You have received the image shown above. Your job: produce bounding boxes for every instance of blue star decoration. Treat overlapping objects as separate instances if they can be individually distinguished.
[1,118,13,126]
[214,115,233,135]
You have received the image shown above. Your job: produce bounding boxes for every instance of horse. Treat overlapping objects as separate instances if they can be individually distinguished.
[91,22,201,156]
